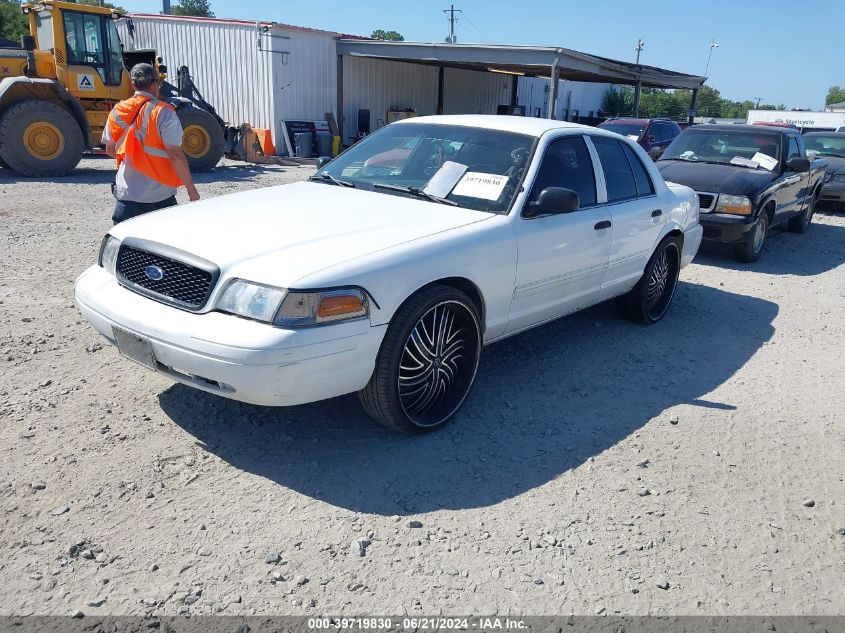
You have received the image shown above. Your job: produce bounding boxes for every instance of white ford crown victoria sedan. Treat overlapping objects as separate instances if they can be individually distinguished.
[75,115,702,434]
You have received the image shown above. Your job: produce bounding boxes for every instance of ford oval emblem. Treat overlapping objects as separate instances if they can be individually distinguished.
[145,265,164,281]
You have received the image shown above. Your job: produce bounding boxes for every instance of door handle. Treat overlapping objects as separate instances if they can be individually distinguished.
[594,220,611,230]
[651,209,663,217]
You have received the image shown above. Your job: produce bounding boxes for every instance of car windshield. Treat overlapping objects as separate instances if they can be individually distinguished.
[600,123,645,138]
[660,129,782,166]
[316,123,535,213]
[803,136,845,158]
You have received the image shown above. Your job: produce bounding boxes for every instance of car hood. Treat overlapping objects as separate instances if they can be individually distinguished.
[656,160,777,196]
[109,181,493,287]
[818,155,845,174]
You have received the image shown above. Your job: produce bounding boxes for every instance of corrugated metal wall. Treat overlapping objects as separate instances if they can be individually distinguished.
[341,57,514,141]
[442,67,511,116]
[272,29,337,128]
[517,77,612,120]
[116,17,338,150]
[116,17,274,135]
[342,56,438,141]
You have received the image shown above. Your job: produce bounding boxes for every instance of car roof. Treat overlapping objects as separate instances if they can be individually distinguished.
[394,114,594,137]
[803,132,845,138]
[687,124,796,136]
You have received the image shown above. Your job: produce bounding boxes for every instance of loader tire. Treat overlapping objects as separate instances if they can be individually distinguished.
[0,100,84,177]
[177,107,224,173]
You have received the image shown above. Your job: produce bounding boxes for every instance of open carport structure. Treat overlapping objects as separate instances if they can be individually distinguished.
[335,40,706,140]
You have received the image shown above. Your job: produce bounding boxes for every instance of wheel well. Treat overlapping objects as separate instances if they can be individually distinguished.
[0,79,90,149]
[667,228,683,243]
[417,277,486,333]
[763,200,776,220]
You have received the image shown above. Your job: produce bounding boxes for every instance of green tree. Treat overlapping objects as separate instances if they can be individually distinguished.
[0,0,28,43]
[825,85,845,106]
[601,86,633,116]
[370,29,403,41]
[171,0,214,17]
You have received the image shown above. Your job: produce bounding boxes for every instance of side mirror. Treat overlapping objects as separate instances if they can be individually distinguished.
[316,156,332,168]
[527,187,580,217]
[786,157,810,173]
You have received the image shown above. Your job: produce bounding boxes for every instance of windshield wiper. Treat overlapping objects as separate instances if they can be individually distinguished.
[309,172,355,187]
[373,183,458,206]
[816,152,845,158]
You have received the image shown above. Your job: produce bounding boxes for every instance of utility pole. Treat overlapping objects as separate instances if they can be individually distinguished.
[704,37,718,77]
[443,4,462,43]
[755,97,763,108]
[162,0,171,14]
[634,38,644,64]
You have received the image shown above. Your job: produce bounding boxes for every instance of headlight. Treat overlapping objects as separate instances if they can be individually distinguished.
[98,235,120,275]
[715,194,753,216]
[831,173,845,183]
[217,279,287,323]
[274,288,369,327]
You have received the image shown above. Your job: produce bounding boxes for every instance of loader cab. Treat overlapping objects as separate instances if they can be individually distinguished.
[25,0,129,97]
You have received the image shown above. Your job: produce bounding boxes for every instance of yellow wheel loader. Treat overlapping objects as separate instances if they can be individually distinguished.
[0,0,225,177]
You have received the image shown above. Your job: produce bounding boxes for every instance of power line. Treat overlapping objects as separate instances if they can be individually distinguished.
[443,4,463,43]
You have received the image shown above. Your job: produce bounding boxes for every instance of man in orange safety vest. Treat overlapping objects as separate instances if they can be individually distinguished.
[103,63,200,224]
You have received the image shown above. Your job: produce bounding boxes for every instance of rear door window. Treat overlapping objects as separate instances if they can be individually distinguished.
[622,143,655,196]
[591,136,638,202]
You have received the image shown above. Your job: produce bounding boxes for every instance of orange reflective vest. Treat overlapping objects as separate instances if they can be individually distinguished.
[107,95,183,188]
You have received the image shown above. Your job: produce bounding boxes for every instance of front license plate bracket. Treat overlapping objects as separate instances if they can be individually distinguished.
[112,326,157,372]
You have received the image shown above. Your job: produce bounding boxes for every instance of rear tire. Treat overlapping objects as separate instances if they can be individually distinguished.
[358,284,482,434]
[176,107,224,173]
[788,193,815,233]
[0,100,84,177]
[734,212,768,263]
[616,235,681,325]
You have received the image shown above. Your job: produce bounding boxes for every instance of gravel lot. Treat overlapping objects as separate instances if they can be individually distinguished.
[1,157,844,617]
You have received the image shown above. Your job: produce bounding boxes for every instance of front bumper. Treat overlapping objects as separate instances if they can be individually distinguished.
[74,266,387,407]
[699,213,756,244]
[819,181,845,205]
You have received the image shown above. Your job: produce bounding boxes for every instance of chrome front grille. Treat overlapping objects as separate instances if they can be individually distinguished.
[115,239,218,311]
[696,192,718,213]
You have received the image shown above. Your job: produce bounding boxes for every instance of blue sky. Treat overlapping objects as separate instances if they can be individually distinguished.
[119,0,843,109]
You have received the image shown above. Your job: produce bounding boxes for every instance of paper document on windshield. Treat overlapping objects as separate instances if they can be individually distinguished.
[730,156,760,169]
[452,172,508,201]
[423,161,468,198]
[627,134,640,141]
[751,152,779,171]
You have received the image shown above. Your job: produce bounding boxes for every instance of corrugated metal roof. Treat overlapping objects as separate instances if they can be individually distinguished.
[125,13,365,39]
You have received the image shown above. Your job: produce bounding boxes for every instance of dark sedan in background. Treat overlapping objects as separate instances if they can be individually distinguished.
[656,125,826,262]
[803,132,845,211]
[598,117,682,159]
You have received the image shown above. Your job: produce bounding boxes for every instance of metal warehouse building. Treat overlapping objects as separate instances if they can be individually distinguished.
[117,13,704,155]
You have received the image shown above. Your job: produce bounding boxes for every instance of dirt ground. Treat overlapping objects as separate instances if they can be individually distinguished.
[1,157,843,617]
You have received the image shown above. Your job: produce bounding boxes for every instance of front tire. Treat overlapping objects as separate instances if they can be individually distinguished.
[617,236,681,325]
[358,284,482,434]
[0,100,84,177]
[734,212,768,263]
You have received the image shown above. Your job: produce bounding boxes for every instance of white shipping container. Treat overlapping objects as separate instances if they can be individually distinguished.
[116,14,339,151]
[516,76,611,120]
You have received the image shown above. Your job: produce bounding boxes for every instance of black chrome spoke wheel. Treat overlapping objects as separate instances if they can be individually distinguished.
[617,236,682,325]
[358,285,482,434]
[398,300,479,427]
